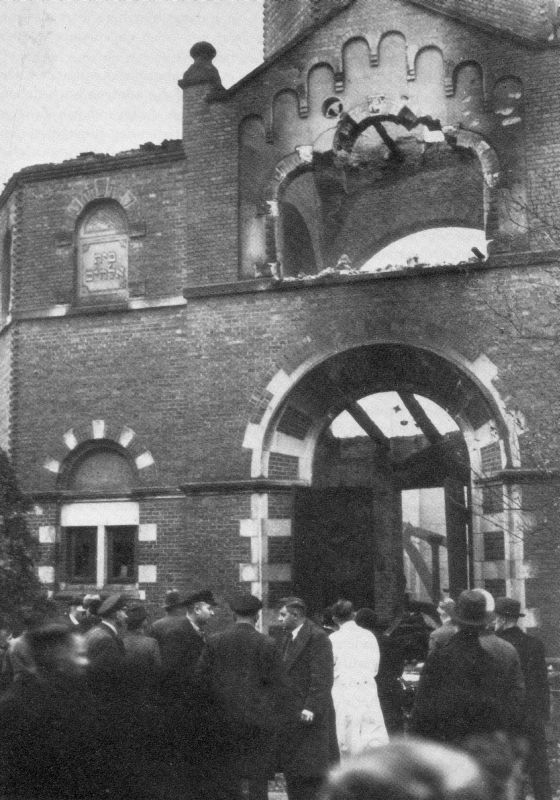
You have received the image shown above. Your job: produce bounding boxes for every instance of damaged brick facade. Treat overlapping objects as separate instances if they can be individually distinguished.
[2,0,560,647]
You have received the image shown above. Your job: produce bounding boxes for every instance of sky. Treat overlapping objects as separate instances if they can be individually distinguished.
[330,392,458,439]
[0,0,264,190]
[0,0,486,265]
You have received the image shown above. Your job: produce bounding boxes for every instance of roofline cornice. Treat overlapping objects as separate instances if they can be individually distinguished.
[0,145,185,208]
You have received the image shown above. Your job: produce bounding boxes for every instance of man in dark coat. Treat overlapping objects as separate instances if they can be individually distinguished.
[150,588,217,786]
[410,589,525,744]
[495,597,551,800]
[277,596,339,800]
[197,593,287,800]
[84,593,128,680]
[150,588,215,703]
[123,602,162,698]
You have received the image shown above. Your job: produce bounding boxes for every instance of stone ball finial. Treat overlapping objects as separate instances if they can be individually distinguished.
[190,41,216,61]
[179,41,222,89]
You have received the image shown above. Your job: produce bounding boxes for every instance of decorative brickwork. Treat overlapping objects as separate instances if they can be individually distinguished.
[3,0,560,652]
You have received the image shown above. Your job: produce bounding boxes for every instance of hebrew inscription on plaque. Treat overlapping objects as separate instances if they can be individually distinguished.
[79,236,128,296]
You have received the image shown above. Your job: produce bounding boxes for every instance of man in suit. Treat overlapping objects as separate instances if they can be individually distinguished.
[84,593,128,693]
[495,597,551,800]
[150,588,216,703]
[197,592,287,800]
[150,588,217,786]
[410,589,524,744]
[277,596,339,800]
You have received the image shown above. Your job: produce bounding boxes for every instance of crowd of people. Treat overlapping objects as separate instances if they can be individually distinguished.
[0,585,552,800]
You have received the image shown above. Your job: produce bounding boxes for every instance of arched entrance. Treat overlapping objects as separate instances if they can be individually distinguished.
[243,342,522,624]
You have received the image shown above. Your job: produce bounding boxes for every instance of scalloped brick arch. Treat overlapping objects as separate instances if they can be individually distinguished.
[62,177,144,234]
[42,420,155,485]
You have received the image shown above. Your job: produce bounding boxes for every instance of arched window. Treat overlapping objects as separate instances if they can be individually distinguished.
[60,445,138,587]
[77,201,128,302]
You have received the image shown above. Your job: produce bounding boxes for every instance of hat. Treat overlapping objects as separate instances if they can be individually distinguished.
[495,597,525,618]
[164,589,184,610]
[184,589,217,608]
[477,589,495,614]
[126,603,148,625]
[97,594,127,618]
[229,593,262,616]
[452,590,489,627]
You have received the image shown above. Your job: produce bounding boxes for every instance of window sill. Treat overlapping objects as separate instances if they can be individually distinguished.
[13,295,187,321]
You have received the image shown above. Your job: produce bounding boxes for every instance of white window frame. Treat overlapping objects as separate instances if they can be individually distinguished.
[61,502,139,588]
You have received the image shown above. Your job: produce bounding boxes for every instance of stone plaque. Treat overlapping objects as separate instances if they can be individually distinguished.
[79,235,128,297]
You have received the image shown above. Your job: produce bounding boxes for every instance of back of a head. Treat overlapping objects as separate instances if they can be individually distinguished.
[323,739,490,800]
[26,623,84,676]
[332,599,354,622]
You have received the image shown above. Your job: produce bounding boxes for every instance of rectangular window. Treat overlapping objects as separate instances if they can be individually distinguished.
[483,530,505,561]
[107,526,136,583]
[63,524,137,586]
[65,526,97,583]
[481,484,504,514]
[480,442,502,474]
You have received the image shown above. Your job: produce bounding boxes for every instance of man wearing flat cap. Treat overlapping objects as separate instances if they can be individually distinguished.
[495,597,551,800]
[196,592,287,800]
[410,589,524,744]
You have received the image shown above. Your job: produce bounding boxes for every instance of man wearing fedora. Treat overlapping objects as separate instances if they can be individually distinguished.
[149,588,217,782]
[495,597,551,800]
[196,592,287,800]
[410,589,525,744]
[150,588,216,702]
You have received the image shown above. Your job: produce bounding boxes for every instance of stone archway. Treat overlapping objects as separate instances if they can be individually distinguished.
[241,341,524,624]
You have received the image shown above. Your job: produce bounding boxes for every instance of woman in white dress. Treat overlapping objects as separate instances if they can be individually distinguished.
[330,599,389,759]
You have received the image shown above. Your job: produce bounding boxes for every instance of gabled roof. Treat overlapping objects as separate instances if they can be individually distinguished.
[221,0,554,101]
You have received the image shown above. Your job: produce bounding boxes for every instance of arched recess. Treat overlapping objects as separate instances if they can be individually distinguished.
[76,200,129,304]
[238,115,268,277]
[57,439,138,493]
[241,342,525,627]
[263,129,500,272]
[414,47,446,121]
[280,170,323,275]
[281,204,317,276]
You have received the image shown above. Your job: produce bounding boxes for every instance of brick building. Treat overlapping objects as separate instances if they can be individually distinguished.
[2,0,560,646]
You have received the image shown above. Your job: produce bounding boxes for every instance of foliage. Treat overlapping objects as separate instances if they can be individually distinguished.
[0,449,44,624]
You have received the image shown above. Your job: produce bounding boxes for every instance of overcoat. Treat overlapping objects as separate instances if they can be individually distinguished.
[497,626,551,800]
[197,621,287,778]
[280,618,338,778]
[84,621,125,672]
[410,628,524,743]
[497,626,549,723]
[150,614,204,701]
